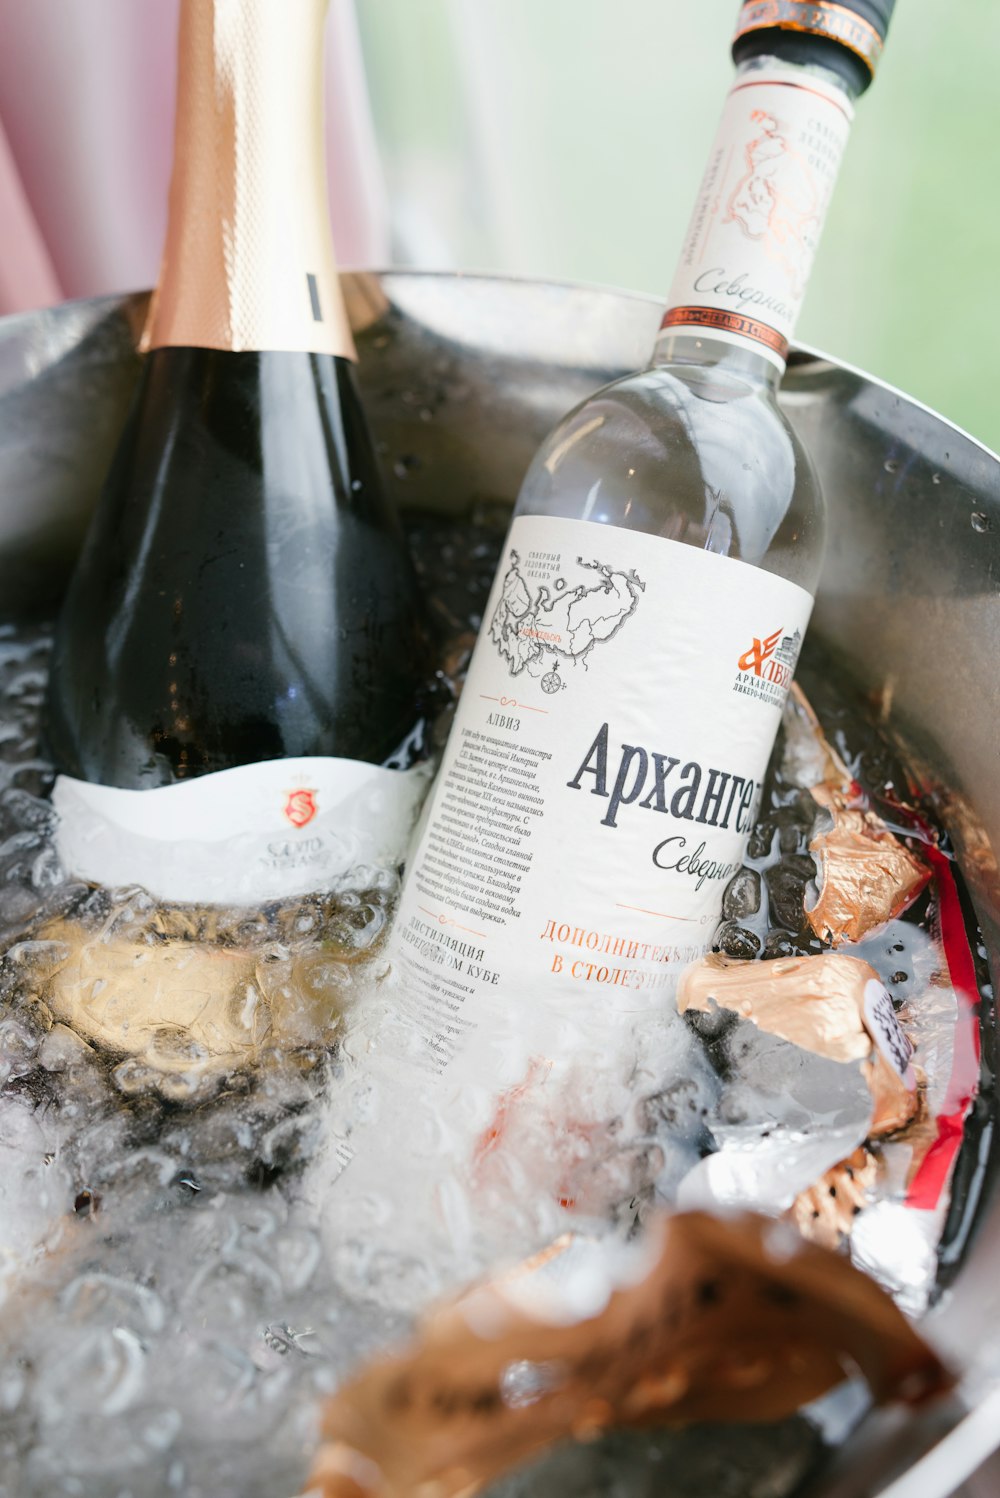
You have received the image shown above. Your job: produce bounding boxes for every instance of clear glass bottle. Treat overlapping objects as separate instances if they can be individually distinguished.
[388,2,894,1088]
[519,0,895,583]
[516,253,825,593]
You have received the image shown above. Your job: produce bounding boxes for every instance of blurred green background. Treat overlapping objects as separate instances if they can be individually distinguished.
[356,0,1000,452]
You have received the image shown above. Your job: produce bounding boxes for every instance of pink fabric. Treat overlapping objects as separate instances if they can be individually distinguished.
[324,0,390,269]
[0,0,387,318]
[0,0,178,306]
[0,115,61,311]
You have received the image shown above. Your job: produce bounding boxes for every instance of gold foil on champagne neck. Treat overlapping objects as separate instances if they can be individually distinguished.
[143,0,355,359]
[309,1212,950,1498]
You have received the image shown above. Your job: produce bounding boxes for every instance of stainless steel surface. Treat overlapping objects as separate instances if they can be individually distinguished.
[0,273,997,1497]
[0,293,145,612]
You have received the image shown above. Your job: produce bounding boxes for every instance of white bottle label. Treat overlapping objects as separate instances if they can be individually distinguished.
[390,515,813,1083]
[53,757,430,905]
[660,67,854,370]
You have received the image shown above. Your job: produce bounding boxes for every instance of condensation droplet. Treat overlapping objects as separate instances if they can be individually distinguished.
[971,511,992,533]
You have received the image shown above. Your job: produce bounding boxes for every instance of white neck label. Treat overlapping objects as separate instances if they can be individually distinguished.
[660,68,854,370]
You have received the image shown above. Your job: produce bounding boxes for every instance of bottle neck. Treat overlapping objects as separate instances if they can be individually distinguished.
[651,52,860,389]
[143,0,354,361]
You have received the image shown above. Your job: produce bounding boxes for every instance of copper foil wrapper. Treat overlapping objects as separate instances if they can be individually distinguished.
[310,1212,950,1498]
[806,784,931,945]
[865,1052,923,1139]
[784,685,930,944]
[144,0,355,359]
[677,952,918,1136]
[790,1146,878,1249]
[784,682,850,786]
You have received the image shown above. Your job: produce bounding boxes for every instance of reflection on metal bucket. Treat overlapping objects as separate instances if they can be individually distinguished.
[0,275,997,1498]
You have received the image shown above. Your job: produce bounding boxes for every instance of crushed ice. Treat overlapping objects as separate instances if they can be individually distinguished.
[0,586,977,1497]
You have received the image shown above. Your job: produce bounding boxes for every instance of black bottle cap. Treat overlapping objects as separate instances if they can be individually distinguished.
[732,2,895,94]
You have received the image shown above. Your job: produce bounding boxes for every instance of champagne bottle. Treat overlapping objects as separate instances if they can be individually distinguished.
[389,0,894,1081]
[45,0,430,906]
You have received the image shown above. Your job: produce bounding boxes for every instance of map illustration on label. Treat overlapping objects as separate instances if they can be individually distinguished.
[661,68,853,367]
[727,106,828,299]
[490,550,645,685]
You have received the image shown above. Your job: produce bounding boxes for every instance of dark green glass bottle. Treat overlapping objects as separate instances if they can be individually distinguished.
[46,0,428,792]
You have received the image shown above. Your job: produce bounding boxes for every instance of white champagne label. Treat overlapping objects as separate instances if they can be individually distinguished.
[53,757,430,905]
[391,515,813,1083]
[660,67,854,369]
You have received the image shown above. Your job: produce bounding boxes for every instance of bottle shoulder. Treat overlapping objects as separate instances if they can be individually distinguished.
[514,364,824,588]
[45,347,429,785]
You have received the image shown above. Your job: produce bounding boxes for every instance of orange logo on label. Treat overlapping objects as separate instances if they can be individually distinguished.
[738,627,783,676]
[284,789,318,828]
[736,625,802,695]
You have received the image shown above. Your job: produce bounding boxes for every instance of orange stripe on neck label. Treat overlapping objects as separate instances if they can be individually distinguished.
[659,67,853,371]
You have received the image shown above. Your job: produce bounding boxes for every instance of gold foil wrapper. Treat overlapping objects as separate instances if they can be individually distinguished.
[309,1212,950,1498]
[677,952,919,1137]
[144,0,355,359]
[42,922,265,1076]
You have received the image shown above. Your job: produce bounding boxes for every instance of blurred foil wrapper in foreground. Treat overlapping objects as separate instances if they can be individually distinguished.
[308,1211,951,1498]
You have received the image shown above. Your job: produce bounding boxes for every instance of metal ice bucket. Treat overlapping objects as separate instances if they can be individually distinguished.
[1,273,998,1497]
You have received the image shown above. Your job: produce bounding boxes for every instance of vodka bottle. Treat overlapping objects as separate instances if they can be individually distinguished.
[390,0,895,1083]
[45,0,430,907]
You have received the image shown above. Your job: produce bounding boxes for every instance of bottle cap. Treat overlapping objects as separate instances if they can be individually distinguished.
[733,1,895,81]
